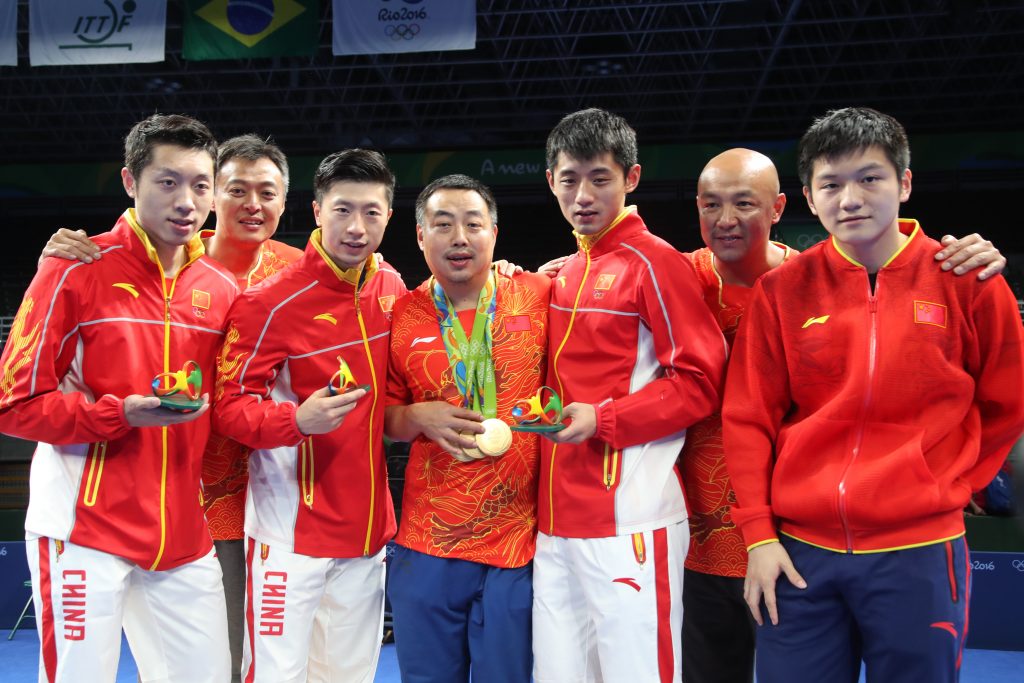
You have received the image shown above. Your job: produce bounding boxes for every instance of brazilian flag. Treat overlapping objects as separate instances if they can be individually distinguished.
[183,0,319,61]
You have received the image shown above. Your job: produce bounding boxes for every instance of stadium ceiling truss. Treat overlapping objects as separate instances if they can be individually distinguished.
[1,0,1022,164]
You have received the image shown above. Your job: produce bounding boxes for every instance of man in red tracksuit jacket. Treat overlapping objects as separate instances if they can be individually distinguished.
[38,133,304,682]
[532,108,727,683]
[213,149,405,682]
[724,107,1024,683]
[0,114,236,683]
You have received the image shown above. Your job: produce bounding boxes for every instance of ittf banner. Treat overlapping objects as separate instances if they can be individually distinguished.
[332,0,475,56]
[183,0,318,61]
[29,0,167,66]
[0,0,15,66]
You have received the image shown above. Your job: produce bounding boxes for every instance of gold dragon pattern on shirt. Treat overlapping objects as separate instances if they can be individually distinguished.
[1,296,42,408]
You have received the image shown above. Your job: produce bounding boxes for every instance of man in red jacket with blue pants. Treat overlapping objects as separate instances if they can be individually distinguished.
[724,107,1024,683]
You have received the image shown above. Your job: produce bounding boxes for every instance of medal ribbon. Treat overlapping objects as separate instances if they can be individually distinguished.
[430,270,498,419]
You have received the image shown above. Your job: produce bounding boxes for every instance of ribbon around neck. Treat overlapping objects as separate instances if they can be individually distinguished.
[430,270,498,419]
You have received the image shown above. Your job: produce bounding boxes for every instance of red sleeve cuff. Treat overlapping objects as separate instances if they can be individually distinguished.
[733,505,778,548]
[594,399,614,443]
[284,402,305,446]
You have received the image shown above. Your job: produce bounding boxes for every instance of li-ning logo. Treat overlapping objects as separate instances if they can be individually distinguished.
[802,314,830,328]
[62,1,138,53]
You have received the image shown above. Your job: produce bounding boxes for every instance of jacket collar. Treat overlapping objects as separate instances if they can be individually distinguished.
[828,218,922,271]
[574,206,644,257]
[305,228,378,290]
[115,209,206,274]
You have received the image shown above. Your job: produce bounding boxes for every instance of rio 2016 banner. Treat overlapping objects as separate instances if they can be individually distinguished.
[332,0,475,56]
[29,0,167,66]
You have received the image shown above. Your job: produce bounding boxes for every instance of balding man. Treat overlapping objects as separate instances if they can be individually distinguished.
[679,149,795,683]
[679,148,1007,683]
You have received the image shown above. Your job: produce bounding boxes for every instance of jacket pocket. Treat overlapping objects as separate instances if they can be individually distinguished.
[602,443,620,490]
[299,437,315,509]
[83,441,108,507]
[842,422,942,529]
[772,417,853,527]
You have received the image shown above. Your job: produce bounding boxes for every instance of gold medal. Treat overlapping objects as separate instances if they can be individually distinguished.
[476,418,513,457]
[457,431,485,461]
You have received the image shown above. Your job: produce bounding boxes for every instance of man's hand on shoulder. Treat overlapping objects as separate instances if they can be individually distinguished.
[493,259,524,277]
[39,229,101,267]
[935,233,1005,280]
[124,394,209,427]
[537,255,572,279]
[744,541,807,626]
[295,386,367,435]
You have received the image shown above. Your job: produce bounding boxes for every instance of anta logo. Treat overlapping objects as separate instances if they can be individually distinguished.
[802,314,830,328]
[259,571,288,636]
[378,295,396,314]
[612,577,642,592]
[914,300,947,328]
[112,282,139,298]
[930,621,958,638]
[62,569,87,641]
[314,312,337,325]
[192,289,211,318]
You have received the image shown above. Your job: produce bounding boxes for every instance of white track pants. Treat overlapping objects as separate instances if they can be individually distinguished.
[532,522,688,683]
[242,538,386,683]
[27,537,229,683]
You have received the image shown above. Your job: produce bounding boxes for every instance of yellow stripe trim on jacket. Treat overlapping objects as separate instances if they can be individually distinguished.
[779,530,965,554]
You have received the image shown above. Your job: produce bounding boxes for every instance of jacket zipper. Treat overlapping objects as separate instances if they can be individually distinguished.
[548,246,593,534]
[355,286,378,557]
[837,276,879,553]
[149,255,195,571]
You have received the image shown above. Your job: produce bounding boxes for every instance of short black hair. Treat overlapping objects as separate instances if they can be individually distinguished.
[217,134,290,191]
[545,108,638,177]
[124,113,217,180]
[313,149,395,205]
[797,107,910,187]
[415,174,498,227]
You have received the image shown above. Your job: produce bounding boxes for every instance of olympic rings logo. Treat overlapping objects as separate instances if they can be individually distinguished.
[385,24,420,40]
[1012,559,1024,572]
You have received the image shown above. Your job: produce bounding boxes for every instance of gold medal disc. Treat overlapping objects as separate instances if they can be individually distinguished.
[476,418,513,457]
[457,431,485,461]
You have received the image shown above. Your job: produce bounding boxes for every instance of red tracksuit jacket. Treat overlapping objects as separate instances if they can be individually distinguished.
[724,220,1024,553]
[0,210,238,570]
[540,207,727,538]
[213,230,405,558]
